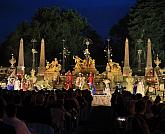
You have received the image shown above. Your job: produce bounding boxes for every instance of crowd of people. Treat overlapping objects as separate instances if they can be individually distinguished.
[0,85,165,134]
[112,89,165,134]
[0,88,93,134]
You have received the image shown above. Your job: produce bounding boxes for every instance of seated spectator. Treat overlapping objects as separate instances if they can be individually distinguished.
[127,100,136,116]
[126,100,150,134]
[45,94,57,108]
[28,93,51,125]
[4,104,31,134]
[145,100,153,119]
[154,95,161,105]
[51,99,71,134]
[0,97,16,134]
[152,106,165,134]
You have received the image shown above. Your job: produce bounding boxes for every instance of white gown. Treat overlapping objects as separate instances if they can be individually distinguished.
[14,79,20,90]
[75,76,85,90]
[136,81,145,96]
[103,79,111,95]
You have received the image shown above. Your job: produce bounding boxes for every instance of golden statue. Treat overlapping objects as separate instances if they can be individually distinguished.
[72,39,98,74]
[46,58,61,72]
[126,76,134,93]
[106,63,111,72]
[106,59,123,85]
[106,60,121,73]
[84,48,90,59]
[73,55,97,74]
[154,54,161,67]
[28,69,37,89]
[46,60,50,70]
[73,56,82,70]
[9,54,16,68]
[44,58,61,82]
[89,59,95,69]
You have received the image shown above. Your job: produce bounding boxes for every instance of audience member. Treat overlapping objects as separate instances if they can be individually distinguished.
[4,104,31,134]
[0,97,16,134]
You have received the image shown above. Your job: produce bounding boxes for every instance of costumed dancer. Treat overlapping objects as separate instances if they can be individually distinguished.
[133,81,138,95]
[23,74,30,91]
[88,72,96,95]
[21,79,29,91]
[136,80,145,96]
[75,73,85,90]
[14,78,20,90]
[103,79,111,95]
[65,70,74,90]
[7,77,15,90]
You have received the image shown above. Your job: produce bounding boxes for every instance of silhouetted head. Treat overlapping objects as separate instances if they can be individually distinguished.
[0,97,6,119]
[135,100,146,114]
[6,104,17,118]
[154,95,161,104]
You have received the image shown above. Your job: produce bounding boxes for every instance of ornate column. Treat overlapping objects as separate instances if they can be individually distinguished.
[9,54,16,68]
[9,54,16,77]
[137,49,142,72]
[104,38,112,63]
[145,38,153,76]
[123,38,132,76]
[38,38,46,76]
[17,38,25,78]
[154,54,161,68]
[61,39,70,74]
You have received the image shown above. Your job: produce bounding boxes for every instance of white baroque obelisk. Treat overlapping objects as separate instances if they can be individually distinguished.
[17,38,25,78]
[123,38,132,76]
[145,38,153,76]
[38,38,46,77]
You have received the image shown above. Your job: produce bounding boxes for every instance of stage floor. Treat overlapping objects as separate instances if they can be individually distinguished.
[92,94,111,106]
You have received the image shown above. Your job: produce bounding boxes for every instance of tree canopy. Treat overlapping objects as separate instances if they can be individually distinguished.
[109,0,165,68]
[0,6,103,70]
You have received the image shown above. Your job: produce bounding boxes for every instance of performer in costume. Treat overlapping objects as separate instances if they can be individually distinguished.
[14,78,20,90]
[7,77,15,90]
[103,79,111,95]
[136,80,145,96]
[75,73,85,90]
[133,81,138,95]
[88,72,96,95]
[65,70,74,90]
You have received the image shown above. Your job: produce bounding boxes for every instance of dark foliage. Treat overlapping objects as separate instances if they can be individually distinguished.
[0,6,104,71]
[109,0,165,68]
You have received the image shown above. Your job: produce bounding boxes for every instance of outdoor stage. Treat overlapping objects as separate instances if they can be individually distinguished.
[92,94,111,106]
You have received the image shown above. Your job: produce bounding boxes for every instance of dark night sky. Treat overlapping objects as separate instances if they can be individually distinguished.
[0,0,136,43]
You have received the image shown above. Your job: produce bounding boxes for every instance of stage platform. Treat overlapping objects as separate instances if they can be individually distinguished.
[92,94,111,106]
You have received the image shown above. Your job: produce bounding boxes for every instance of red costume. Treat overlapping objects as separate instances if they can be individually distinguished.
[88,72,96,94]
[65,71,74,90]
[88,72,94,85]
